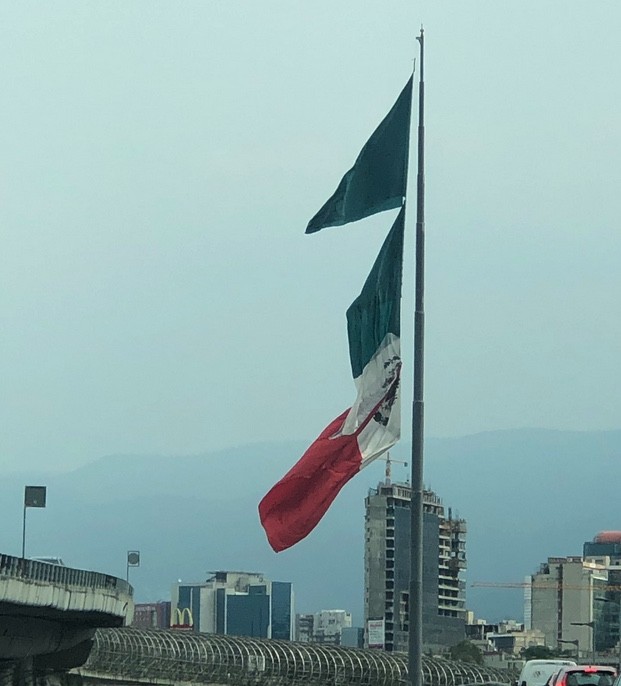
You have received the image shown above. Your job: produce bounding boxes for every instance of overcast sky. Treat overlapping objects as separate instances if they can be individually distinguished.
[2,1,620,473]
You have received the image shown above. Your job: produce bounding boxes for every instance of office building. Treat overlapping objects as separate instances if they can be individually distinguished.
[584,531,621,653]
[584,532,621,561]
[529,556,607,656]
[295,613,315,643]
[171,571,294,640]
[132,601,171,629]
[295,610,352,645]
[364,481,467,653]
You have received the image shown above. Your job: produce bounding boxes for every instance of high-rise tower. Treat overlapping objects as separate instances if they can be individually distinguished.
[364,481,466,652]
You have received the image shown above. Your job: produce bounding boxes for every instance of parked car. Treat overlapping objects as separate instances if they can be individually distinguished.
[547,666,616,686]
[517,660,578,686]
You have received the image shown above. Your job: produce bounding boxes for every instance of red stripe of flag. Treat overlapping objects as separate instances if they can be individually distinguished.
[258,409,361,553]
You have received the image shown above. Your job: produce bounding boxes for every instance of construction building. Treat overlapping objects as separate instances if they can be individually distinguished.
[364,479,467,653]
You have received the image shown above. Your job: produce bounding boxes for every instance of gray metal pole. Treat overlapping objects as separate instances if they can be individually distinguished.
[21,503,27,559]
[618,600,620,672]
[409,27,425,686]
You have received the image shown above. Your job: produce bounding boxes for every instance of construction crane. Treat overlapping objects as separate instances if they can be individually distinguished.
[378,452,408,486]
[472,581,621,592]
[472,581,530,589]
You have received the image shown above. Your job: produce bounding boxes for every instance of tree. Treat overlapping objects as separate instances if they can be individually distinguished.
[449,640,484,664]
[522,645,556,660]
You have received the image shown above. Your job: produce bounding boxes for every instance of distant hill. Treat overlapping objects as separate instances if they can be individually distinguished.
[1,428,620,625]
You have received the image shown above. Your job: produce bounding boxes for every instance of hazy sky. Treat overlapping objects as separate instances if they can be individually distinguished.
[2,1,620,473]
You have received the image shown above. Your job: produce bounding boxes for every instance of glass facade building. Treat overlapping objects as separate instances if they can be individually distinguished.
[172,572,294,640]
[271,582,294,640]
[584,532,621,653]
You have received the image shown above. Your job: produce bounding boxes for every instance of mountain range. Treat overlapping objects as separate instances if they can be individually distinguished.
[2,427,620,626]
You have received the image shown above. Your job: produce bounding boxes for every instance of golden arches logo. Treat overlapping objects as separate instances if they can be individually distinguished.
[173,607,193,627]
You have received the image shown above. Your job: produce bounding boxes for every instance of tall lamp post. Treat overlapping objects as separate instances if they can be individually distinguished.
[22,486,47,559]
[571,621,595,664]
[126,550,140,583]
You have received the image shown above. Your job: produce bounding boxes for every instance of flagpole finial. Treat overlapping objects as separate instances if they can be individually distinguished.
[416,27,424,82]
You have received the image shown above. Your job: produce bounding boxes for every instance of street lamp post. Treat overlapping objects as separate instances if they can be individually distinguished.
[126,550,140,584]
[22,486,47,559]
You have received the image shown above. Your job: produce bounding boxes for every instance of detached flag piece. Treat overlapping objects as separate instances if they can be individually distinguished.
[306,77,412,234]
[259,208,404,552]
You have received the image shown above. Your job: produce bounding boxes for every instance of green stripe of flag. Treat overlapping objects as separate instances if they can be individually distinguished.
[346,207,404,379]
[306,77,413,234]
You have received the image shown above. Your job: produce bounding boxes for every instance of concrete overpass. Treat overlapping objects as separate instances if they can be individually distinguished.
[0,553,133,686]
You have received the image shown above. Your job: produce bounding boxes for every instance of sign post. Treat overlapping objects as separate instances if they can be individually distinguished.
[126,550,140,583]
[367,618,386,650]
[22,486,47,559]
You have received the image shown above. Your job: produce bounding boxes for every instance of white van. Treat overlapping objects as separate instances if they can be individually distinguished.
[517,660,578,686]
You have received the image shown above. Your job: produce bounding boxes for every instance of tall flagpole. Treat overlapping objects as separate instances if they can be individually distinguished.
[409,26,425,686]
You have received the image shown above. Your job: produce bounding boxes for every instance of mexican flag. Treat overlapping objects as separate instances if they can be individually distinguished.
[259,208,405,552]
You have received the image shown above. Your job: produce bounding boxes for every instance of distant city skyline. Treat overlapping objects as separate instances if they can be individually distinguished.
[2,428,619,625]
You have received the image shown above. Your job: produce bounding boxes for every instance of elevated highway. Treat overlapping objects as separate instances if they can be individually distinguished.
[0,553,133,685]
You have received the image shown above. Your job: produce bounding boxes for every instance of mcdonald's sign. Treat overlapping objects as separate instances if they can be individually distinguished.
[171,607,194,630]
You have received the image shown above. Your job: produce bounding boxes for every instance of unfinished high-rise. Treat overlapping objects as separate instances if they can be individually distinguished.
[364,481,467,652]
